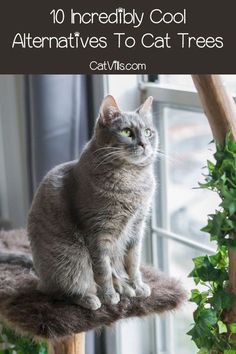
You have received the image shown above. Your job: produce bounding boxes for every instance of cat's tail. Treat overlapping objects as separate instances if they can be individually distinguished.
[0,252,33,269]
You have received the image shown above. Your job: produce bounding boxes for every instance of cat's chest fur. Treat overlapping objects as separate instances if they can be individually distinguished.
[76,165,155,236]
[95,168,153,206]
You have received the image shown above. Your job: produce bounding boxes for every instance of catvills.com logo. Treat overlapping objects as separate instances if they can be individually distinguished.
[89,60,147,71]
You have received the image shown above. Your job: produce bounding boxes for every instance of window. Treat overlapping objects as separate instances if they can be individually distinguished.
[152,104,216,354]
[95,74,236,354]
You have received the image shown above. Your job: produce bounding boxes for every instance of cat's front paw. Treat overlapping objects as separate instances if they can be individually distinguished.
[132,281,151,298]
[99,289,120,305]
[114,280,136,297]
[74,294,101,310]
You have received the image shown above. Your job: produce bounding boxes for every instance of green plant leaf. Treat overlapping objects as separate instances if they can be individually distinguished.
[199,308,218,327]
[188,133,236,353]
[197,349,208,354]
[218,320,228,334]
[210,289,234,311]
[229,323,236,334]
[190,289,209,305]
[0,324,47,354]
[190,289,202,304]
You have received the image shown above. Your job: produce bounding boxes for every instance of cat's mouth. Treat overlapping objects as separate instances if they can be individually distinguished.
[126,147,153,165]
[133,146,151,157]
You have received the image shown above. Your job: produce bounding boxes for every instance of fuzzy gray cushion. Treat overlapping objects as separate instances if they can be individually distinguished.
[0,230,187,339]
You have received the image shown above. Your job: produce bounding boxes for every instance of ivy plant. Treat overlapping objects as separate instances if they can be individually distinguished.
[0,324,47,354]
[188,133,236,353]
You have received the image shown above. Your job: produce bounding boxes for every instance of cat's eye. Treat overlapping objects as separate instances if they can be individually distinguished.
[120,128,132,138]
[144,128,152,137]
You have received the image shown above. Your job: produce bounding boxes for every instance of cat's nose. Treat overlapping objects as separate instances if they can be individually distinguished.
[138,141,147,149]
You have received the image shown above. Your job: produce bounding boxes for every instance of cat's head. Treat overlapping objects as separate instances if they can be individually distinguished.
[94,95,158,167]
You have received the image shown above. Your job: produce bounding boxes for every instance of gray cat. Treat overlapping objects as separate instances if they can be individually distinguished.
[1,95,158,310]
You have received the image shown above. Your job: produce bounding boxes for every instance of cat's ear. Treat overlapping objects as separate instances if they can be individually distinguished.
[99,95,121,126]
[137,96,153,115]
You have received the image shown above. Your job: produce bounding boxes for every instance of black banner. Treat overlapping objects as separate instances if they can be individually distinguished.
[0,0,235,73]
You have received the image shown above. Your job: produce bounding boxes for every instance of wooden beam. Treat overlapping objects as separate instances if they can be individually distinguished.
[192,75,236,143]
[48,333,85,354]
[192,75,236,322]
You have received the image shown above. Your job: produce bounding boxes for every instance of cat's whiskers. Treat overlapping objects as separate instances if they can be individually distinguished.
[93,146,123,156]
[94,151,124,169]
[155,148,175,164]
[95,151,123,166]
[95,150,122,161]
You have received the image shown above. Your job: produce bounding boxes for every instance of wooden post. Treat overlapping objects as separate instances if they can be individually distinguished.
[192,75,236,322]
[48,333,85,354]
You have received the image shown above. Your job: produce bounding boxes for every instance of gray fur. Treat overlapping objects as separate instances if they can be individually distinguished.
[26,95,158,310]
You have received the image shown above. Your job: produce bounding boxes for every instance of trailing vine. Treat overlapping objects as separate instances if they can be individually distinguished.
[0,324,47,354]
[188,133,236,354]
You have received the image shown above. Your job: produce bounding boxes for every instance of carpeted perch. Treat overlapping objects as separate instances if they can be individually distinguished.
[0,229,187,352]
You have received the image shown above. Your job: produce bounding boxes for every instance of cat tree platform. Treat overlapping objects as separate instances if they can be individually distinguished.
[0,229,186,353]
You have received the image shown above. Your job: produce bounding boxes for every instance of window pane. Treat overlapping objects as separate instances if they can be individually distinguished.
[158,75,195,90]
[118,318,154,354]
[165,107,219,247]
[158,75,236,94]
[169,240,203,354]
[163,106,219,352]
